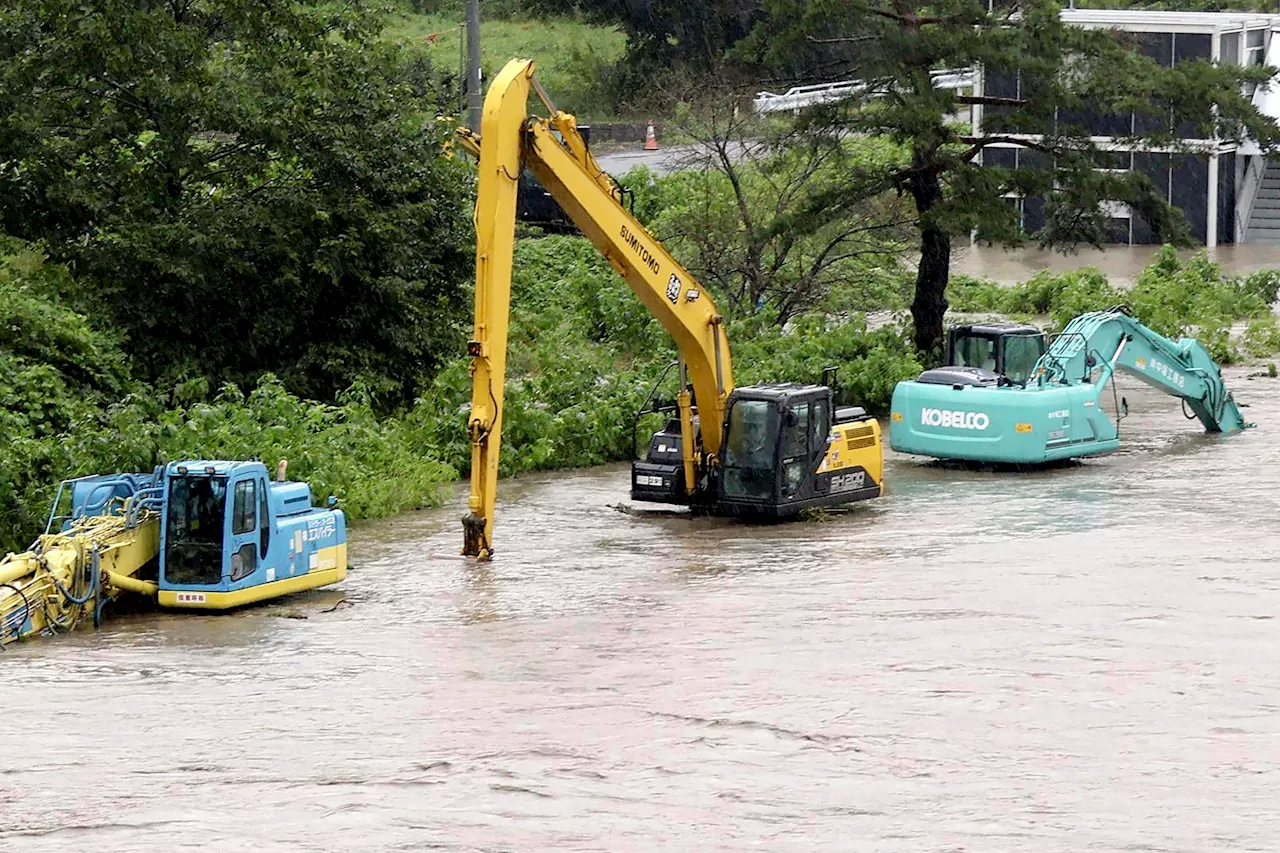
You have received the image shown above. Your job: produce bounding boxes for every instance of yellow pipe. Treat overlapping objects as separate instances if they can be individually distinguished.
[104,571,158,598]
[0,555,40,586]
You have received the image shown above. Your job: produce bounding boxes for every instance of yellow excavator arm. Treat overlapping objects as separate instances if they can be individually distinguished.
[460,59,733,559]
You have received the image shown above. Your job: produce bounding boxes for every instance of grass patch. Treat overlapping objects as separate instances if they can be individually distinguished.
[385,12,626,119]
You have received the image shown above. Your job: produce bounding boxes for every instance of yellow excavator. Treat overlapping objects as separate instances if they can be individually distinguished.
[457,59,885,559]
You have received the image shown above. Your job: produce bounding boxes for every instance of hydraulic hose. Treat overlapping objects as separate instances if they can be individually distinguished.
[0,582,32,645]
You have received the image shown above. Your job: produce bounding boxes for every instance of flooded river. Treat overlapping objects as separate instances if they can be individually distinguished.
[953,242,1280,285]
[4,367,1280,852]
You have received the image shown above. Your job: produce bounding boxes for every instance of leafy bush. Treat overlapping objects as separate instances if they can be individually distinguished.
[949,267,1119,325]
[732,317,922,412]
[1,0,474,411]
[1244,315,1280,358]
[947,246,1280,363]
[0,377,457,554]
[0,247,134,440]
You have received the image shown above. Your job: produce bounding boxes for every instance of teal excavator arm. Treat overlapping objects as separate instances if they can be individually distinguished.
[1037,307,1248,434]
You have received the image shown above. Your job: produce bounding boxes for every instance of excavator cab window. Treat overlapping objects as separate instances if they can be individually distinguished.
[953,335,997,373]
[1002,334,1046,386]
[780,402,811,498]
[946,324,1047,386]
[722,399,778,501]
[810,399,831,459]
[164,474,227,586]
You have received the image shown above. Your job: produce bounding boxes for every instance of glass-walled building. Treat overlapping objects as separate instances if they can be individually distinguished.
[976,10,1280,246]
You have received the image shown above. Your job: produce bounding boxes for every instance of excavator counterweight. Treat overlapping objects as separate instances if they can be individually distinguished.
[889,307,1251,464]
[459,59,885,558]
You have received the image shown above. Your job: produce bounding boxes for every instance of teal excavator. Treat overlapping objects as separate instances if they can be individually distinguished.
[890,307,1249,463]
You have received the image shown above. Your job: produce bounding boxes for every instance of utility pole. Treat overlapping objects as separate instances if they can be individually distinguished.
[466,0,482,132]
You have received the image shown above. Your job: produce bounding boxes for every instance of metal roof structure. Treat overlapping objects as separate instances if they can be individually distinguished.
[754,10,1280,115]
[1060,9,1280,33]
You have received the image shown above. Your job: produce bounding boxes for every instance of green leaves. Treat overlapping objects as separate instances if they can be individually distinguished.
[0,0,472,410]
[949,246,1280,363]
[0,245,132,441]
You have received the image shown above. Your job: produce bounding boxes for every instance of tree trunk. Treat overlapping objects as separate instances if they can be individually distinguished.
[908,156,949,361]
[912,223,950,359]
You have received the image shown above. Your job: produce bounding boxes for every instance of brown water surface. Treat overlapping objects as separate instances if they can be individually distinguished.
[953,242,1280,285]
[3,369,1279,851]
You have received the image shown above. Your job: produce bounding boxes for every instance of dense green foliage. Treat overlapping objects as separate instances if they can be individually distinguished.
[949,247,1280,362]
[0,245,131,441]
[5,0,1280,559]
[0,243,460,552]
[0,234,921,552]
[0,0,472,408]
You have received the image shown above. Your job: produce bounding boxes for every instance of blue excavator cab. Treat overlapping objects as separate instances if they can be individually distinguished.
[157,461,346,608]
[50,460,347,609]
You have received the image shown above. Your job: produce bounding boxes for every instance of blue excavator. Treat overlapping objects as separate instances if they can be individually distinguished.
[1,460,347,645]
[890,307,1249,464]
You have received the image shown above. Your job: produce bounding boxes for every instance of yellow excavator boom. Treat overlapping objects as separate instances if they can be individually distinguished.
[461,59,733,558]
[0,511,160,646]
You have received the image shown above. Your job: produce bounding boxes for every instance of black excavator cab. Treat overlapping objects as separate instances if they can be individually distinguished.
[631,374,879,516]
[715,383,852,517]
[915,322,1046,388]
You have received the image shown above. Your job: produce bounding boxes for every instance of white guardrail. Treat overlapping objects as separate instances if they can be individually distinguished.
[753,69,975,113]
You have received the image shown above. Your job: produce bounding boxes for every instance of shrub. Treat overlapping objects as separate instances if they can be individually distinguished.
[947,247,1280,364]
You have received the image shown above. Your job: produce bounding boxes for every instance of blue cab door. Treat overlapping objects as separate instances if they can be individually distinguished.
[228,475,261,588]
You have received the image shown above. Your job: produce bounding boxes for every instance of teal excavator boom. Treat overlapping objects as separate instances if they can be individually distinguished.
[890,307,1249,463]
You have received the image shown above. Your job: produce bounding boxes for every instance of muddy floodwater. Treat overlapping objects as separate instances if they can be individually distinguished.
[953,242,1280,285]
[4,367,1280,852]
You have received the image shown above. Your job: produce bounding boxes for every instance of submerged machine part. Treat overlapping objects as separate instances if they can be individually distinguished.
[889,307,1249,464]
[457,59,884,559]
[0,461,347,646]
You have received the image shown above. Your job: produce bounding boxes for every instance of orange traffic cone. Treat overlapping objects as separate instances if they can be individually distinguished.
[643,120,659,151]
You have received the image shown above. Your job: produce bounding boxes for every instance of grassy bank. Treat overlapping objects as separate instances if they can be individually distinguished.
[385,12,626,119]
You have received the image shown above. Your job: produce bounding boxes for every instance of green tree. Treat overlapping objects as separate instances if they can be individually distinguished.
[585,0,763,107]
[0,239,133,441]
[628,99,913,324]
[0,0,473,407]
[744,0,1280,356]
